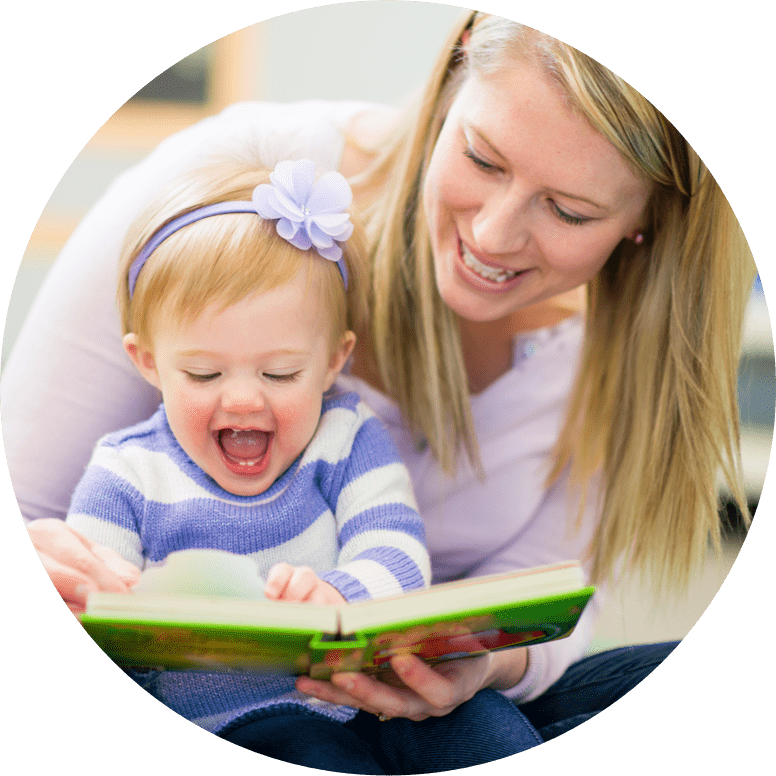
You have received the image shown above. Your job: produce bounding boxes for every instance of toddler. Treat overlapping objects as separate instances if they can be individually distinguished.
[67,158,540,772]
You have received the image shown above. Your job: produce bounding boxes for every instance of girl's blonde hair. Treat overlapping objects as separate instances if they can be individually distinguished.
[118,161,367,353]
[360,11,755,589]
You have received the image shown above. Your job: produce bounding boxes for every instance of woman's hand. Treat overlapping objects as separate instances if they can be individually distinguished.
[27,519,140,615]
[296,647,526,722]
[264,563,346,605]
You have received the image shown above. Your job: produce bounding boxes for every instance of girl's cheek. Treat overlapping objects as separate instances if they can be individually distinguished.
[178,393,214,425]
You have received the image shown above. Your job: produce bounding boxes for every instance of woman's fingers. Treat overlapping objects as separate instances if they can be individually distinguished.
[297,653,495,722]
[90,543,141,586]
[298,672,419,720]
[296,675,362,708]
[27,519,135,604]
[38,549,93,613]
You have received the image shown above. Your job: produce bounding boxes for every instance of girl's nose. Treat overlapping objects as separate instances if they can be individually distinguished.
[221,379,265,415]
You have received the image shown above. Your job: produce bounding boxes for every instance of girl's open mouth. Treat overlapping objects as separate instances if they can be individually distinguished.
[215,428,273,475]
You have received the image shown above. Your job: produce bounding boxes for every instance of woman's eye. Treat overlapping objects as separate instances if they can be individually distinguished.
[552,202,591,226]
[185,372,219,382]
[264,372,301,383]
[463,145,499,173]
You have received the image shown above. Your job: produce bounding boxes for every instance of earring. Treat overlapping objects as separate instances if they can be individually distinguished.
[631,232,645,245]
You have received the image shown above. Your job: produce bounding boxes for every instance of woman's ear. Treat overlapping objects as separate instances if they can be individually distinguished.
[123,333,162,391]
[323,331,357,391]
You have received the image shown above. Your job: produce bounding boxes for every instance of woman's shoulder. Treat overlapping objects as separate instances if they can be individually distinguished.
[338,103,403,179]
[131,100,391,185]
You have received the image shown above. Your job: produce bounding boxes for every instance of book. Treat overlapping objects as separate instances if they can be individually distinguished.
[80,549,595,679]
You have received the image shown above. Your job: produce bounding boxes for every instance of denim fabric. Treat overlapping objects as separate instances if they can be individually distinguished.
[220,689,541,774]
[219,643,678,772]
[519,641,679,740]
[219,705,385,774]
[350,688,542,774]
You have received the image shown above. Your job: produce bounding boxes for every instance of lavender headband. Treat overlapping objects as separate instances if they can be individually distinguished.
[128,159,353,297]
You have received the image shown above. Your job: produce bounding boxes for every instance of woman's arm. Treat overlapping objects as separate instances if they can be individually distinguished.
[4,101,385,600]
[5,100,384,526]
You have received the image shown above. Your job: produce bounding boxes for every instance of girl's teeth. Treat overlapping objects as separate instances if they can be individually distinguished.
[461,245,519,283]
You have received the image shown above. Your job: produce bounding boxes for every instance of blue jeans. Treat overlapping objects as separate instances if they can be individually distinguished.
[220,642,678,772]
[219,688,541,773]
[518,641,679,740]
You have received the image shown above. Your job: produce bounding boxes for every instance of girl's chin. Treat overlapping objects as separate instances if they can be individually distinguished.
[213,471,273,497]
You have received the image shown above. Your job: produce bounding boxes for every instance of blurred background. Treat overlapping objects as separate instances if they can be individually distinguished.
[2,2,773,652]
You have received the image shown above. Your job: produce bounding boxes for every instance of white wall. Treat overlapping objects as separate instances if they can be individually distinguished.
[261,2,463,104]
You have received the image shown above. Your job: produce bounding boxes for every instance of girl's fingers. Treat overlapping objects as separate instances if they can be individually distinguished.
[267,566,320,602]
[307,580,346,605]
[264,563,294,599]
[286,567,318,601]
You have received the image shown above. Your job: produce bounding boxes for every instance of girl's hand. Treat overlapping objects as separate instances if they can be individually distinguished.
[26,519,141,615]
[296,649,518,722]
[264,563,346,605]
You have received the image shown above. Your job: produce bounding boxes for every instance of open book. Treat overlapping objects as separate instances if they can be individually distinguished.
[81,550,595,679]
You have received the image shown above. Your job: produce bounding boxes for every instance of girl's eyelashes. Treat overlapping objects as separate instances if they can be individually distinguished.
[185,371,220,382]
[264,372,301,383]
[184,371,301,383]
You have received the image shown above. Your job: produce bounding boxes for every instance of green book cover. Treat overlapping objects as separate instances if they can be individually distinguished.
[80,553,595,679]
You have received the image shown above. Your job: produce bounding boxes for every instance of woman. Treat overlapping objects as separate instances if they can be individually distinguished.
[3,9,753,758]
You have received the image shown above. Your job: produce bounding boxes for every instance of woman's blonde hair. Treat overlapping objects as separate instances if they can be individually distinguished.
[118,161,367,353]
[360,11,756,589]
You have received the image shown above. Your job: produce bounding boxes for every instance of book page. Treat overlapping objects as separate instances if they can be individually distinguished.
[131,548,268,599]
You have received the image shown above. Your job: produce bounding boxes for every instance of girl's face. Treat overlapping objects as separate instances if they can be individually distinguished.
[423,55,651,323]
[125,268,354,497]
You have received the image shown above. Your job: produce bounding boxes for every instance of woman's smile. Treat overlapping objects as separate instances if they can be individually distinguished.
[423,55,650,324]
[457,238,530,290]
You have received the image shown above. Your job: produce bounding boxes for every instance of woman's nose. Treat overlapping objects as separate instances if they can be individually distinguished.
[472,190,531,255]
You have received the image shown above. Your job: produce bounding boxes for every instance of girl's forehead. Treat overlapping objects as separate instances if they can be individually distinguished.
[157,277,333,353]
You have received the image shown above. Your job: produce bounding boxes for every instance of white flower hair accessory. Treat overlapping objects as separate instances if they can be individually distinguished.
[128,159,352,297]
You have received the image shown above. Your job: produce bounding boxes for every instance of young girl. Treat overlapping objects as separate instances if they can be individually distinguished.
[65,158,541,772]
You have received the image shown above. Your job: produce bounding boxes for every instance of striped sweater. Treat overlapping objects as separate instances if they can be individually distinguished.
[67,389,430,732]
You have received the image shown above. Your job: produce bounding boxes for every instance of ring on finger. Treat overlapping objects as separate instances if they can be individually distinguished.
[377,713,391,722]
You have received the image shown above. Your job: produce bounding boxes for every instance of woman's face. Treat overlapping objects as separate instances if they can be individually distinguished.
[423,55,651,323]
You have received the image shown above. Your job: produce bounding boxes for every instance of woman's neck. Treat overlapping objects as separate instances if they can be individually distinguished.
[350,289,586,397]
[459,289,586,394]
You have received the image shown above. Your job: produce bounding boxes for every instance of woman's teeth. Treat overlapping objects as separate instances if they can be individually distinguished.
[461,244,519,283]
